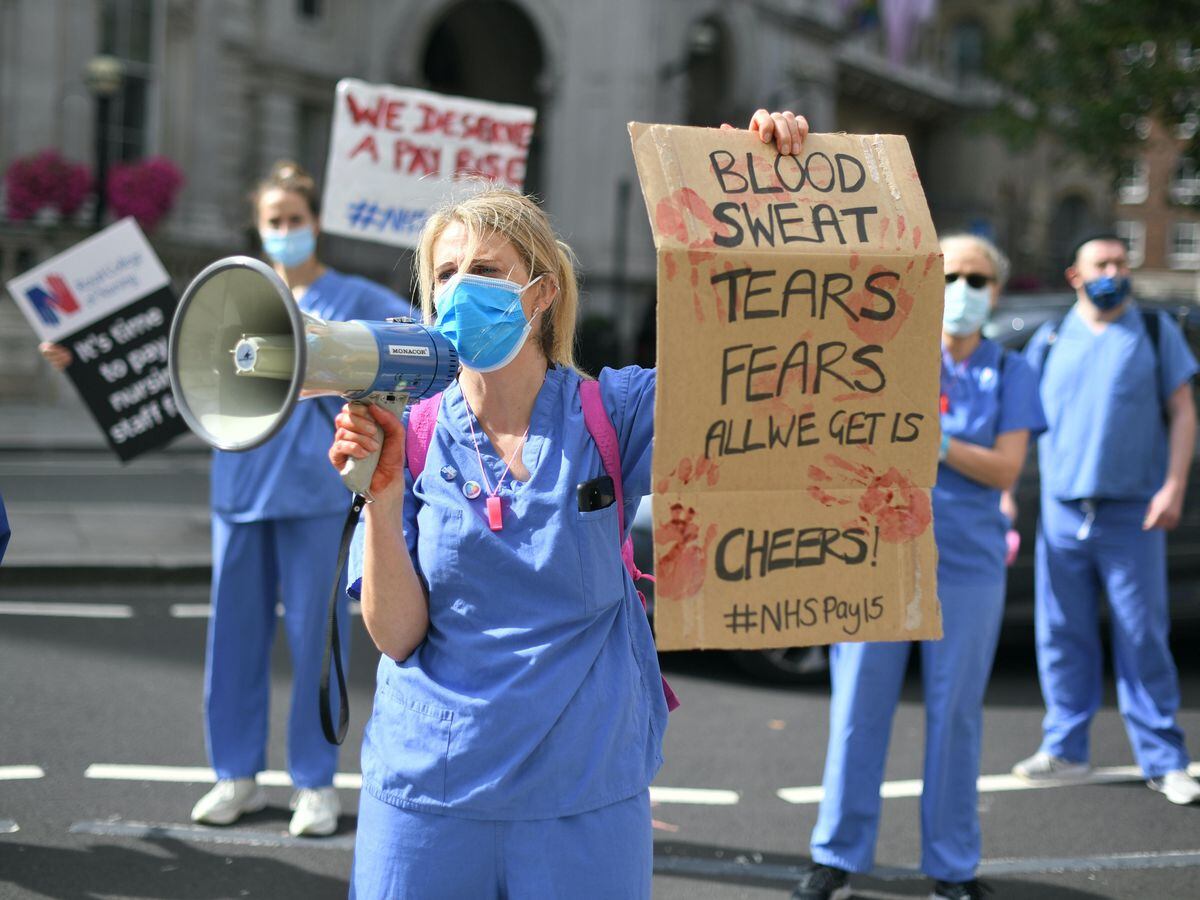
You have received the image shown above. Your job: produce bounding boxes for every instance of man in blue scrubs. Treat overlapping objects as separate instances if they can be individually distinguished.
[1014,234,1200,805]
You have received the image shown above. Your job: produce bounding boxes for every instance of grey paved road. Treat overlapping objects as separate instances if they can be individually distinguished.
[1,578,1199,899]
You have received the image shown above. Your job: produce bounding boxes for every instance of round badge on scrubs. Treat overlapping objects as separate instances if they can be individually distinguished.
[462,480,482,500]
[440,465,457,481]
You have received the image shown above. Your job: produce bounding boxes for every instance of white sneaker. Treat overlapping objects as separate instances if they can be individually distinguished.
[1147,769,1200,805]
[190,778,266,826]
[288,787,340,837]
[1011,751,1091,782]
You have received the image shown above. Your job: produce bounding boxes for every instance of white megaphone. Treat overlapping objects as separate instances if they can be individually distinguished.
[168,256,458,495]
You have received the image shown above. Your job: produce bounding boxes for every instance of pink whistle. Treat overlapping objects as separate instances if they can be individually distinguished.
[487,495,504,531]
[1005,529,1020,566]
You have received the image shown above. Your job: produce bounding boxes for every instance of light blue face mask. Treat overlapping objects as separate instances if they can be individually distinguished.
[434,272,545,372]
[943,277,991,337]
[260,226,316,269]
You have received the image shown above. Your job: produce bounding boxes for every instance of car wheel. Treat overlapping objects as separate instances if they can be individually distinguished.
[728,645,829,684]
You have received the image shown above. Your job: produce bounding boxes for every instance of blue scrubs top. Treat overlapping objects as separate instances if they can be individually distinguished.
[934,339,1046,585]
[211,269,412,522]
[1024,305,1198,502]
[348,365,668,820]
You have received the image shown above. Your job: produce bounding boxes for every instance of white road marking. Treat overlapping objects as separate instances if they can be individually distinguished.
[0,602,133,618]
[169,602,362,618]
[654,848,1200,884]
[777,762,1200,805]
[0,820,18,834]
[69,819,355,850]
[650,787,740,806]
[0,766,44,781]
[85,764,363,790]
[84,764,736,806]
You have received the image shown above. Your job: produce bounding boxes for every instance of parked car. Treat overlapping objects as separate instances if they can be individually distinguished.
[634,292,1200,683]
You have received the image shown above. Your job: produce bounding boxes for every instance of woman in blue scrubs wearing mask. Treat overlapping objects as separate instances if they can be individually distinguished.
[792,235,1047,900]
[39,162,410,835]
[330,110,805,899]
[188,161,412,836]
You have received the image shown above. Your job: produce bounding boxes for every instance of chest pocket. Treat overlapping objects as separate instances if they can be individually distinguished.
[576,503,626,614]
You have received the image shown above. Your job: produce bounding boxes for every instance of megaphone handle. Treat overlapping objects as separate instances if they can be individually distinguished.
[339,415,381,496]
[339,395,406,497]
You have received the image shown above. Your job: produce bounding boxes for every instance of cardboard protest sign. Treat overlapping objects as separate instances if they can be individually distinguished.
[629,125,944,651]
[6,218,186,461]
[322,79,537,248]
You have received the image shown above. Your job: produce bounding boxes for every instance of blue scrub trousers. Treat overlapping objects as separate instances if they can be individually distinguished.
[1035,497,1189,777]
[205,512,349,788]
[811,579,1005,883]
[350,789,653,899]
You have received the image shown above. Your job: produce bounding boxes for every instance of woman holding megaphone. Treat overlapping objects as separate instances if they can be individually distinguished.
[329,110,805,898]
[43,160,411,837]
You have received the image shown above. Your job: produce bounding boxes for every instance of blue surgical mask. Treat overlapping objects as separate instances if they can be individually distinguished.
[434,272,545,372]
[943,278,991,337]
[260,226,316,269]
[1083,275,1131,311]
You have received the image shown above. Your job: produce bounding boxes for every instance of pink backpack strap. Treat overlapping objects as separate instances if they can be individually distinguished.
[579,378,680,712]
[405,392,443,479]
[579,380,626,536]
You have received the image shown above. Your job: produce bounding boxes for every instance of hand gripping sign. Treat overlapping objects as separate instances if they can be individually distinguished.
[629,125,945,651]
[5,218,186,461]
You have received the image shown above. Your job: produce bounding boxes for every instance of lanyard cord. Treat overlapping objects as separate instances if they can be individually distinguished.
[462,393,528,499]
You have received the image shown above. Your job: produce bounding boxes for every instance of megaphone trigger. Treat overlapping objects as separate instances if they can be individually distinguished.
[338,393,406,498]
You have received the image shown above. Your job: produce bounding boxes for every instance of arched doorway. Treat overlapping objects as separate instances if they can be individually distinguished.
[421,0,546,196]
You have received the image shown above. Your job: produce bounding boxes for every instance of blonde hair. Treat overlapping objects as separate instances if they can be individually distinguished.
[940,232,1010,288]
[414,187,581,371]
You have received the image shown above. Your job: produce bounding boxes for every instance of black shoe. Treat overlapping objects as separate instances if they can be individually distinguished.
[791,863,850,900]
[931,879,992,900]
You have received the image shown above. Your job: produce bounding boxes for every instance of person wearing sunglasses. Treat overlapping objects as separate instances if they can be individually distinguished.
[793,234,1046,900]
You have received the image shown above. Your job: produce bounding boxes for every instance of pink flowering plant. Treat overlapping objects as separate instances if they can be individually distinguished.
[107,156,185,231]
[3,150,93,221]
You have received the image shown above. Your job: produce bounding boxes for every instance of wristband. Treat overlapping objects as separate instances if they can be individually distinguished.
[938,432,950,461]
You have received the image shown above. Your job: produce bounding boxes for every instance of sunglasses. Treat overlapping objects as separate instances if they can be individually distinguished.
[945,272,994,289]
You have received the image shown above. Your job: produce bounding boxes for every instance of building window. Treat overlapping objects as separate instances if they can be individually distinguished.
[1115,220,1146,268]
[1117,158,1149,205]
[298,0,323,19]
[99,0,155,162]
[1169,222,1200,269]
[298,102,331,183]
[948,19,987,83]
[1169,157,1200,205]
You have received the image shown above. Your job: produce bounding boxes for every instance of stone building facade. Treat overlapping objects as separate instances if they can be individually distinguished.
[0,0,1125,406]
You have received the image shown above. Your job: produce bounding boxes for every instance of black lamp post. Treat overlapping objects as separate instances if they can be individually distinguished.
[84,55,125,231]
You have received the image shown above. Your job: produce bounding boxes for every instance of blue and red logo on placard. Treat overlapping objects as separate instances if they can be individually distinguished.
[25,274,81,326]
